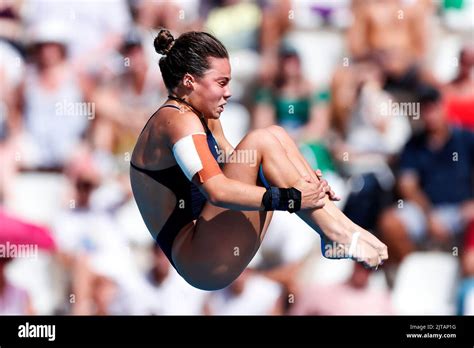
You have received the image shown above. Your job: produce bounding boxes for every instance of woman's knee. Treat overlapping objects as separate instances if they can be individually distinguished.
[265,125,288,139]
[245,128,282,153]
[265,125,298,153]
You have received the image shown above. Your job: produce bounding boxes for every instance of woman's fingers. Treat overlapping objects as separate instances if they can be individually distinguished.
[330,192,341,201]
[378,244,389,261]
[315,172,341,201]
[315,180,326,208]
[358,229,389,261]
[353,239,385,269]
[295,176,326,210]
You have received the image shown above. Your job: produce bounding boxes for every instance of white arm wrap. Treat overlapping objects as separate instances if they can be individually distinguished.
[172,132,206,181]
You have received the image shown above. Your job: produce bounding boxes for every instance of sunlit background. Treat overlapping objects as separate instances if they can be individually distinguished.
[0,0,473,315]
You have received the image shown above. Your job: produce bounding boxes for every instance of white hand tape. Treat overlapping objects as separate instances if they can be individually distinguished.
[348,231,361,258]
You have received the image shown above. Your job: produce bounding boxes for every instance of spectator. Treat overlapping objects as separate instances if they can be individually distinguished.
[202,0,265,101]
[133,0,200,33]
[247,210,317,295]
[443,45,474,131]
[253,45,330,142]
[67,251,137,315]
[51,152,132,313]
[137,244,207,315]
[204,269,284,315]
[458,222,474,315]
[330,60,411,231]
[18,21,92,170]
[0,0,470,316]
[258,0,292,84]
[0,92,19,204]
[131,0,202,79]
[52,151,128,260]
[0,1,23,49]
[288,262,393,315]
[378,87,474,282]
[89,272,123,315]
[0,1,25,204]
[91,29,166,156]
[22,0,132,76]
[0,257,35,315]
[348,0,437,95]
[252,46,343,199]
[462,222,474,277]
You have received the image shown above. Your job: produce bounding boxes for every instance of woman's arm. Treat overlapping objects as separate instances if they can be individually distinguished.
[164,111,324,212]
[200,173,266,210]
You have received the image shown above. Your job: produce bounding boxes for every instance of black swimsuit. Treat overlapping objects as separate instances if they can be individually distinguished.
[130,103,223,268]
[130,102,270,269]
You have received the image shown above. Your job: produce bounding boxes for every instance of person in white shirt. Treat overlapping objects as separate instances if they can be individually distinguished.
[0,258,35,315]
[204,269,284,315]
[136,244,208,315]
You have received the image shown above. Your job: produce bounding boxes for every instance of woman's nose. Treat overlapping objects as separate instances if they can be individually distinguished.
[224,87,231,99]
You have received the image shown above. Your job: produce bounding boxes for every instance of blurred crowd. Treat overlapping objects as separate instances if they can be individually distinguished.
[0,0,473,315]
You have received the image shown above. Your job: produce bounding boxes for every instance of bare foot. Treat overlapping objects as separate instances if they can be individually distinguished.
[320,232,384,269]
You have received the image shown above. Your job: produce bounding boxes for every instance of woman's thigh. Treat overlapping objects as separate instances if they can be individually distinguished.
[172,129,274,288]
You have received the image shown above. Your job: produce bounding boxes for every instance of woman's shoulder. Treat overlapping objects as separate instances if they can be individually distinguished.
[154,107,206,143]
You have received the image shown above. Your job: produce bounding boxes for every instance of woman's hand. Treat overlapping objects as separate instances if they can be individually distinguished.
[351,238,385,270]
[357,227,389,262]
[314,169,341,201]
[293,175,326,210]
[320,227,387,270]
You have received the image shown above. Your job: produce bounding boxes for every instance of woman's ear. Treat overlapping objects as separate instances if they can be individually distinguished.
[183,73,196,90]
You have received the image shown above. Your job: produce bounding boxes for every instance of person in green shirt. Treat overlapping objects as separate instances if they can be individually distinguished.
[253,45,335,174]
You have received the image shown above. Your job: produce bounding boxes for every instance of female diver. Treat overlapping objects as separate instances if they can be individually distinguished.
[130,29,388,291]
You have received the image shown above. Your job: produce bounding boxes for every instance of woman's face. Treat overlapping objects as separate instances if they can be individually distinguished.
[126,45,147,73]
[280,55,301,79]
[190,57,232,119]
[36,43,65,68]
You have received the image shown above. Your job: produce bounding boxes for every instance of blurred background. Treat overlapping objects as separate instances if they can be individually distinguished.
[0,0,473,315]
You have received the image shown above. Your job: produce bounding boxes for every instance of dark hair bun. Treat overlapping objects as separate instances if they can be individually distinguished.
[154,29,175,55]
